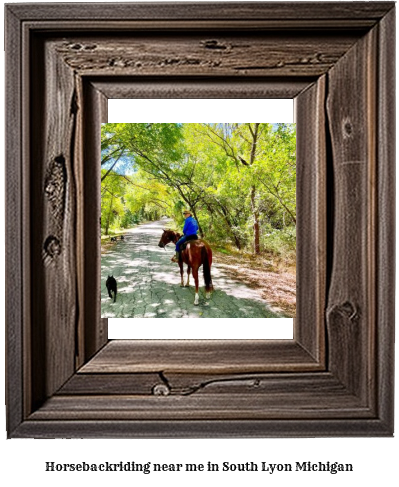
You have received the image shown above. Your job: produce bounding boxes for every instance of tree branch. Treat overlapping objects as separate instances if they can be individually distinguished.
[101,151,126,182]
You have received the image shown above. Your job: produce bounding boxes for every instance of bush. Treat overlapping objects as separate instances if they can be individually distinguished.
[261,225,296,261]
[120,209,137,228]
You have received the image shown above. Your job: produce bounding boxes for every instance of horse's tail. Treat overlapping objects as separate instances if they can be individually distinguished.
[201,245,213,292]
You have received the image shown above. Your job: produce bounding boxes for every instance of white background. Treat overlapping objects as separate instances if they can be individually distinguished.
[1,1,398,486]
[108,98,294,339]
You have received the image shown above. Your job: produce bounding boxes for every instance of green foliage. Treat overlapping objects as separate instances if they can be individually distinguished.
[261,224,296,257]
[101,122,296,263]
[120,209,139,228]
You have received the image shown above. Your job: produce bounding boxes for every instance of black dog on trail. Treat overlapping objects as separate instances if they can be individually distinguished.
[106,275,117,302]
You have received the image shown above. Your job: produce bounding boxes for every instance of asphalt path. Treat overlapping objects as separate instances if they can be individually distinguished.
[101,219,281,319]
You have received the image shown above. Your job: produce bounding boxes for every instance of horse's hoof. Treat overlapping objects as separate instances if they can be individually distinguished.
[206,293,211,300]
[194,302,199,306]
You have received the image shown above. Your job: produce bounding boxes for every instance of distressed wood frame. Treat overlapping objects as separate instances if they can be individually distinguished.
[5,2,395,438]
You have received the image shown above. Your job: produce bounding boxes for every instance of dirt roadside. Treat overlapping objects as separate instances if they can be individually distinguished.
[212,250,296,318]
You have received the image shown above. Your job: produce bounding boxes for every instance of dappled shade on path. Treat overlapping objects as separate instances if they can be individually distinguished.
[101,220,282,319]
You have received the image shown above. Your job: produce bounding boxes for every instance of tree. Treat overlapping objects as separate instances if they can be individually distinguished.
[100,122,296,259]
[196,123,273,254]
[101,170,126,235]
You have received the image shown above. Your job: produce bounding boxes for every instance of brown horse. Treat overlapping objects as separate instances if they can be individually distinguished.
[158,229,213,305]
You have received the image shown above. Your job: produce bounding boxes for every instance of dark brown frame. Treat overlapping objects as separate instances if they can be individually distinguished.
[5,2,395,438]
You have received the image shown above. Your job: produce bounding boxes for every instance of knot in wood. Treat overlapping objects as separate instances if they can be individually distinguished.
[45,156,66,200]
[201,40,227,50]
[83,44,97,51]
[327,301,358,324]
[44,236,61,257]
[152,383,170,396]
[343,119,353,137]
[339,301,358,321]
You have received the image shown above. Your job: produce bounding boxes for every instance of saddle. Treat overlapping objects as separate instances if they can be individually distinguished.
[180,234,199,251]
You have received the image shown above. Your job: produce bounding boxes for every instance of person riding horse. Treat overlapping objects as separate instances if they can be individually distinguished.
[158,215,212,306]
[171,209,199,262]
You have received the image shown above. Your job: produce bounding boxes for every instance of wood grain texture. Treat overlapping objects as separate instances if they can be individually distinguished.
[13,418,391,439]
[58,372,162,395]
[53,33,360,78]
[99,87,108,124]
[79,340,320,374]
[82,82,109,360]
[5,6,24,437]
[98,85,109,355]
[326,28,376,405]
[35,371,373,421]
[92,78,311,100]
[7,2,394,22]
[30,37,78,408]
[73,72,85,370]
[29,393,371,421]
[61,371,351,397]
[295,76,326,363]
[21,19,385,32]
[376,7,395,432]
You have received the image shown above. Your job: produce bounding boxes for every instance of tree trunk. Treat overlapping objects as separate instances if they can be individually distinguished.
[248,124,261,254]
[231,231,242,250]
[251,185,260,254]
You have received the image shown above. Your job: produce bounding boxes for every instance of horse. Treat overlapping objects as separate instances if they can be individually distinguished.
[158,229,213,306]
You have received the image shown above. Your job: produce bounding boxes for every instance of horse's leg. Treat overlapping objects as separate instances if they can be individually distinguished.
[192,266,199,305]
[185,266,191,287]
[179,261,184,287]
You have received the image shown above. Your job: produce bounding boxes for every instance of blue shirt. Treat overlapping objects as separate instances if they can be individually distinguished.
[183,216,199,236]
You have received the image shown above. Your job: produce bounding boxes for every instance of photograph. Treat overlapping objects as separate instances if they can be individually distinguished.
[101,122,296,320]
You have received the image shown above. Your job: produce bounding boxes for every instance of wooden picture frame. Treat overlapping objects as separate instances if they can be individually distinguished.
[5,2,395,438]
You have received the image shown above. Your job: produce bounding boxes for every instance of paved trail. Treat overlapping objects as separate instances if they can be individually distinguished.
[101,219,281,318]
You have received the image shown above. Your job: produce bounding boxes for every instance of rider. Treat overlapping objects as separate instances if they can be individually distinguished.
[171,209,199,262]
